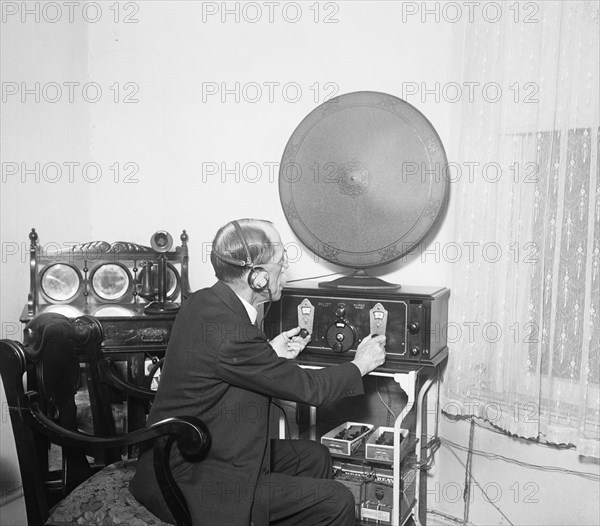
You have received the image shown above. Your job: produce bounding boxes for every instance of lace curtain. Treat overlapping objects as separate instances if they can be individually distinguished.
[442,0,599,457]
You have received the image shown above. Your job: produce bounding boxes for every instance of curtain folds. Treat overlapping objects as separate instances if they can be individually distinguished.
[442,0,599,457]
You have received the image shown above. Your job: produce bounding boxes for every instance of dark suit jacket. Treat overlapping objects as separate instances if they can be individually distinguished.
[130,281,364,526]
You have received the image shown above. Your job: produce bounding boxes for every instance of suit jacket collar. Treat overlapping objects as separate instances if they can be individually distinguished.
[211,280,252,324]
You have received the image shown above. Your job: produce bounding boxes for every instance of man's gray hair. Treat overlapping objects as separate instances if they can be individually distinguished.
[211,219,277,283]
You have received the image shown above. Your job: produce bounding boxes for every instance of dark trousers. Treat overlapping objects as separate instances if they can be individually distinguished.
[267,439,355,526]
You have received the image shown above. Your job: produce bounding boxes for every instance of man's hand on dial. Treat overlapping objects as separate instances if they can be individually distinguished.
[352,334,386,376]
[270,327,311,359]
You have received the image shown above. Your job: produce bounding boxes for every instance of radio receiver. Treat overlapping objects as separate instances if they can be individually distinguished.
[266,91,450,371]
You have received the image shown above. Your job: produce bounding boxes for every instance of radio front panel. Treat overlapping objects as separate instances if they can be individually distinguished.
[283,295,410,358]
[265,283,449,372]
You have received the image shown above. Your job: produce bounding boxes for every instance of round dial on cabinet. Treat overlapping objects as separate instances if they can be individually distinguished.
[326,322,356,353]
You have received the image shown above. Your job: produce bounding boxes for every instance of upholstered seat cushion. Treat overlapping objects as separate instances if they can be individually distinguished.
[47,460,173,526]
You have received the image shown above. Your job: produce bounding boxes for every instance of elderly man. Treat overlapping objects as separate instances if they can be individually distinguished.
[130,218,386,525]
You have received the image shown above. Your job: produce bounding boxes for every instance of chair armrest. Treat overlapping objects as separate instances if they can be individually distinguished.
[99,358,158,400]
[22,390,210,526]
[21,391,210,460]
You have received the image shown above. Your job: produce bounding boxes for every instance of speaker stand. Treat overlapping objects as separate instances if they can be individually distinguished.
[318,269,401,290]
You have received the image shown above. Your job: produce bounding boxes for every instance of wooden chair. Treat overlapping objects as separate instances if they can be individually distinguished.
[0,312,210,526]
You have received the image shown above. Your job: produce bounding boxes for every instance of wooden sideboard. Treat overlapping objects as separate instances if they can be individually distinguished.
[20,228,191,433]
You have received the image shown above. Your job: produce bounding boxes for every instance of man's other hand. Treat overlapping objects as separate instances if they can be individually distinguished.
[352,334,386,376]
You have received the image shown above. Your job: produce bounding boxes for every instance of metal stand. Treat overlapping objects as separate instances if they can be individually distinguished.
[289,366,442,526]
[392,371,417,526]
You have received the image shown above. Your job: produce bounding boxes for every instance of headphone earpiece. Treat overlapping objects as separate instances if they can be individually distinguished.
[248,266,269,292]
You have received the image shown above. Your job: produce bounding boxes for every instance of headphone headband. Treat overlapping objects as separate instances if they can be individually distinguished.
[213,220,270,292]
[231,220,253,267]
[211,221,252,267]
[212,251,247,268]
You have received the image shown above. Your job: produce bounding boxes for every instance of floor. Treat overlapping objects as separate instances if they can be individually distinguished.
[0,493,458,526]
[0,492,26,526]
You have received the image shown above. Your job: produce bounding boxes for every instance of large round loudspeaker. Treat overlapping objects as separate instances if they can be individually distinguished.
[279,91,450,289]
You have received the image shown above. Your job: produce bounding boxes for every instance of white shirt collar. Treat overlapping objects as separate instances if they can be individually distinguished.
[234,292,258,325]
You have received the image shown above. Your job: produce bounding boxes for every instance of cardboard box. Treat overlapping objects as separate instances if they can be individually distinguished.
[321,422,374,456]
[365,426,410,463]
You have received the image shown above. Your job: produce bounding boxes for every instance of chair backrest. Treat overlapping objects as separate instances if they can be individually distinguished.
[0,313,116,524]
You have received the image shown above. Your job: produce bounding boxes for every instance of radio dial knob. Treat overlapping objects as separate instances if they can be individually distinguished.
[408,322,421,334]
[326,322,356,353]
[410,347,420,356]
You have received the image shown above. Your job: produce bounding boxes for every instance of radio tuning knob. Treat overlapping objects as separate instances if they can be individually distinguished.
[408,322,421,334]
[326,321,356,353]
[410,347,421,356]
[335,304,346,318]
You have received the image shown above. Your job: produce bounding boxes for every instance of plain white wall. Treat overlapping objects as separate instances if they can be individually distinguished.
[0,11,91,499]
[85,1,456,290]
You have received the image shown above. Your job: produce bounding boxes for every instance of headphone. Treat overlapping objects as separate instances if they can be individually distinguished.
[213,220,270,292]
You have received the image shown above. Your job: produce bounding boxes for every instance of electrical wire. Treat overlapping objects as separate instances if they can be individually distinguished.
[286,271,350,283]
[420,436,441,470]
[443,410,580,452]
[261,288,273,332]
[427,508,474,526]
[439,436,600,482]
[375,376,396,424]
[463,418,475,525]
[470,417,578,451]
[441,441,516,526]
[415,423,600,483]
[423,419,599,525]
[271,399,301,473]
[418,424,599,482]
